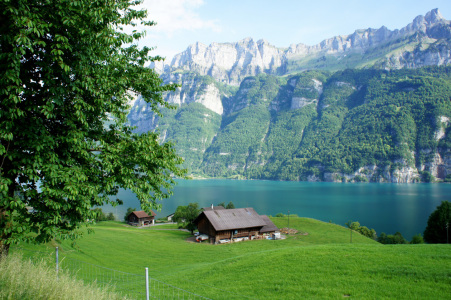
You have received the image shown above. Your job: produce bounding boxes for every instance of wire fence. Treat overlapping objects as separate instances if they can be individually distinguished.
[14,247,210,300]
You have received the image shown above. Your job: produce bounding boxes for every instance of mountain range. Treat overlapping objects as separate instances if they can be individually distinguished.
[128,9,451,183]
[152,8,451,85]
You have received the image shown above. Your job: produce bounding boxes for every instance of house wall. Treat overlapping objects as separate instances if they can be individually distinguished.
[128,215,154,226]
[197,217,216,237]
[216,227,261,242]
[139,217,153,226]
[128,215,139,224]
[197,215,263,243]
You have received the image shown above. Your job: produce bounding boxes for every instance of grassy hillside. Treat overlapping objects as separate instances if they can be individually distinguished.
[10,218,450,299]
[0,253,124,300]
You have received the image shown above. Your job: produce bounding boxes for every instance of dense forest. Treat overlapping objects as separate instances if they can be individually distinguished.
[129,66,451,182]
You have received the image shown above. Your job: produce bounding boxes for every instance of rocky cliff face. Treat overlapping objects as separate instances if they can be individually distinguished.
[128,72,225,133]
[165,38,285,85]
[164,73,224,115]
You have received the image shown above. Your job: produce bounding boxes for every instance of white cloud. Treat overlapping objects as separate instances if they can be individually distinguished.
[136,0,221,35]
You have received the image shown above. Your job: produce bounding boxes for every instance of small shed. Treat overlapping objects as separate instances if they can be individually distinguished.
[128,211,156,226]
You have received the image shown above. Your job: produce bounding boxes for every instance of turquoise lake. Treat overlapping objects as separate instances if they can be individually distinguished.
[103,180,451,240]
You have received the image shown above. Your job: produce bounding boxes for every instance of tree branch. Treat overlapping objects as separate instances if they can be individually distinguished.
[0,141,10,176]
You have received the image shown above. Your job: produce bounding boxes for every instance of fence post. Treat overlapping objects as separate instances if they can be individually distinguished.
[145,267,149,300]
[55,247,59,279]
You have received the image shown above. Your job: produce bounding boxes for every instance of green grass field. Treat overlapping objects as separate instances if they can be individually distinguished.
[10,217,451,299]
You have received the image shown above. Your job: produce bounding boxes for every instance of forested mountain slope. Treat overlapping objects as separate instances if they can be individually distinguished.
[128,9,451,182]
[129,67,451,182]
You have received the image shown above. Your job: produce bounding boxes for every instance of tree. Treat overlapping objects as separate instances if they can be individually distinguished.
[91,208,106,222]
[345,220,359,243]
[217,201,235,209]
[410,234,424,244]
[355,225,377,240]
[0,0,186,255]
[173,203,201,235]
[124,207,138,222]
[91,208,115,221]
[106,213,115,221]
[226,201,235,209]
[424,201,451,243]
[377,232,407,244]
[392,232,408,244]
[345,221,377,241]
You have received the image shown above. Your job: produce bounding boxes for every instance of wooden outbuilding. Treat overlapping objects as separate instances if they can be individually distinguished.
[194,207,278,244]
[127,210,156,226]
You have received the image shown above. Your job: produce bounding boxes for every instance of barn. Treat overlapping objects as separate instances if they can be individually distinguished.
[194,207,278,244]
[127,211,156,226]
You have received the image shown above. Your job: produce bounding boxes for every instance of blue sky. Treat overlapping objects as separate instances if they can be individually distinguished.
[135,0,451,62]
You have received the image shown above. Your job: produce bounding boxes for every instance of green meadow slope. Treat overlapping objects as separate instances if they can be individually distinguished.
[11,218,451,299]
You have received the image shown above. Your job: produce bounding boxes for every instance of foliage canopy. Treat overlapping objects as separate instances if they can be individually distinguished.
[173,203,201,234]
[0,0,185,253]
[132,67,451,182]
[423,201,451,243]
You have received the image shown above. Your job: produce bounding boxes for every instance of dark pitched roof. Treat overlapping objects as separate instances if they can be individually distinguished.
[196,208,267,231]
[259,215,279,233]
[131,211,156,218]
[202,206,226,211]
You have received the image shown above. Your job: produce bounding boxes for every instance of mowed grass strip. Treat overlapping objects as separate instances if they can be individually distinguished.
[11,218,451,299]
[167,244,450,299]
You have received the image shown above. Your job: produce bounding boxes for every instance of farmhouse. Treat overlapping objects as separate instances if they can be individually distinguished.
[127,210,156,226]
[194,207,278,244]
[166,213,175,222]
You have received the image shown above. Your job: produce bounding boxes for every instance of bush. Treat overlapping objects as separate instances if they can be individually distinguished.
[173,203,201,234]
[91,208,115,222]
[356,226,377,239]
[410,234,424,244]
[421,171,434,182]
[444,174,451,183]
[354,175,368,182]
[377,232,408,244]
[346,221,377,239]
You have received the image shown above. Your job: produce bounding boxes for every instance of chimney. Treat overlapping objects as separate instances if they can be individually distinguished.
[211,204,214,210]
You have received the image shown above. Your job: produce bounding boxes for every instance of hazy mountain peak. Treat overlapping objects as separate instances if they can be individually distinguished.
[424,8,444,24]
[154,8,451,84]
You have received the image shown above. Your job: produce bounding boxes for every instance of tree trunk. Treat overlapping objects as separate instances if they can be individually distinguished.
[0,206,11,257]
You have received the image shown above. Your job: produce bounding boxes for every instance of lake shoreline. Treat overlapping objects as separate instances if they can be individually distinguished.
[105,180,451,240]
